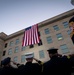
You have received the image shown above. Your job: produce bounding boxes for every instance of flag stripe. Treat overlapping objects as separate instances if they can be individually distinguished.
[35,24,40,43]
[33,25,37,44]
[29,29,32,45]
[24,31,27,46]
[31,26,34,45]
[26,30,29,46]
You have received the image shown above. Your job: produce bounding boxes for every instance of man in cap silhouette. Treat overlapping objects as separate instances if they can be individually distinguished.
[0,57,18,75]
[43,48,71,75]
[18,52,42,75]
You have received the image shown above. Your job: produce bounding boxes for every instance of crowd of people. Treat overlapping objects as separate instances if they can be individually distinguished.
[0,48,74,75]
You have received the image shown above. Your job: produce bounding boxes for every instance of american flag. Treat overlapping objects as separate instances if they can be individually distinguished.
[22,24,40,46]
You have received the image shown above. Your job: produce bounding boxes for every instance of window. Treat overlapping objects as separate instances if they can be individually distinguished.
[14,56,18,62]
[38,39,43,46]
[56,33,63,40]
[21,55,25,63]
[9,41,13,46]
[63,21,69,28]
[53,25,59,31]
[67,30,71,35]
[46,36,53,44]
[29,45,34,48]
[60,44,69,54]
[8,48,12,55]
[44,28,50,34]
[15,39,19,44]
[38,31,40,36]
[21,46,26,51]
[2,51,6,56]
[14,46,19,53]
[39,50,45,58]
[4,43,8,48]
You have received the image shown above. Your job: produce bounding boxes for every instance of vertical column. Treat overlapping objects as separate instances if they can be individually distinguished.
[0,39,4,65]
[0,32,7,66]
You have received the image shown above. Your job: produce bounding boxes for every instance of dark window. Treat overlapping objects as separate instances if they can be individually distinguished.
[38,39,43,46]
[44,28,50,34]
[3,51,6,56]
[4,43,7,48]
[53,25,59,31]
[15,39,19,44]
[38,32,40,36]
[46,36,53,44]
[29,45,34,48]
[63,21,69,28]
[21,46,26,51]
[39,50,45,58]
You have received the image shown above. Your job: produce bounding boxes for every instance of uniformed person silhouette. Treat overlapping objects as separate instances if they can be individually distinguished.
[0,57,18,75]
[43,48,71,75]
[18,52,42,75]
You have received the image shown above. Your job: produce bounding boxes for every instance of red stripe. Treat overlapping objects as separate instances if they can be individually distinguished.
[36,24,40,43]
[22,33,25,46]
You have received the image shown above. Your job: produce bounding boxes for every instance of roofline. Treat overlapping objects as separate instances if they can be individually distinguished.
[3,9,74,40]
[38,9,74,27]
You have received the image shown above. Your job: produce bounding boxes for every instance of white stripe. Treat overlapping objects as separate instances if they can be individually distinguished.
[26,30,29,46]
[29,29,31,45]
[33,25,37,44]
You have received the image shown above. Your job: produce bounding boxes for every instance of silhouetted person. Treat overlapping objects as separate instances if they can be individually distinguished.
[43,48,71,75]
[0,57,18,75]
[17,52,42,75]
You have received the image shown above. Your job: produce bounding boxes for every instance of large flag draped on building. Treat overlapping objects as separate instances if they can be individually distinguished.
[22,24,40,46]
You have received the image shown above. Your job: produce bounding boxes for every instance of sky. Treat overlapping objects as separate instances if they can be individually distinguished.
[0,0,74,35]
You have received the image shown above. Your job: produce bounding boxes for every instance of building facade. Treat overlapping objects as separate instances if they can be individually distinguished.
[0,9,74,65]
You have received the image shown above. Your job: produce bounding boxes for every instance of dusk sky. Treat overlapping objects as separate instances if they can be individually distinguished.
[0,0,74,35]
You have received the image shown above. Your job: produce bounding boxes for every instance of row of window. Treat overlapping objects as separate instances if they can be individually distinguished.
[45,28,71,36]
[3,50,44,63]
[44,21,69,34]
[5,39,42,48]
[9,44,70,63]
[5,39,20,48]
[21,50,45,63]
[3,44,69,58]
[46,31,70,44]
